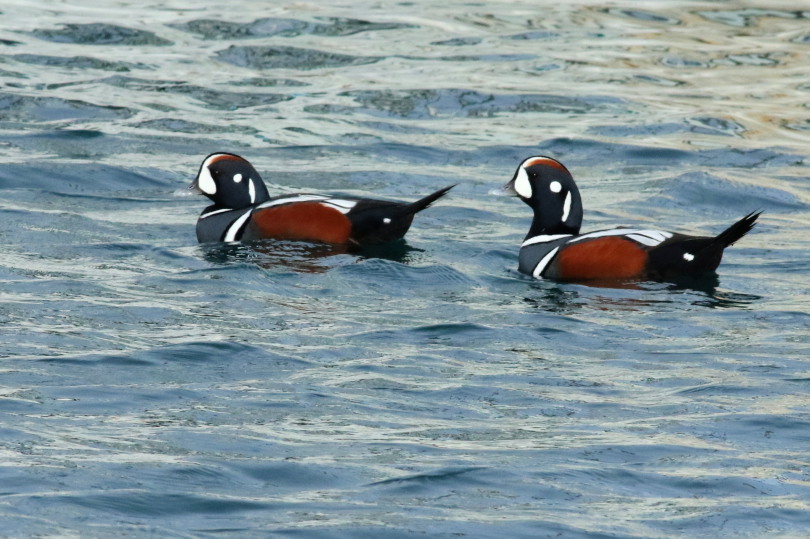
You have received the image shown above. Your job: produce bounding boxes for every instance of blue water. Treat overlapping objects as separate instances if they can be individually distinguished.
[1,1,809,537]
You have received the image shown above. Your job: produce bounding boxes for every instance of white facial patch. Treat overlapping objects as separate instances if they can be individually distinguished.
[513,167,532,199]
[197,165,217,195]
[683,252,695,262]
[383,218,392,224]
[233,173,243,183]
[248,178,256,204]
[549,181,562,193]
[562,191,572,222]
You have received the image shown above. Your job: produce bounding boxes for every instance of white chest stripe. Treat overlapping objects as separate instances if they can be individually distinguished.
[533,247,560,279]
[224,210,252,242]
[521,234,572,248]
[626,233,665,247]
[256,194,329,209]
[568,228,673,246]
[200,207,233,219]
[320,199,357,214]
[255,194,357,215]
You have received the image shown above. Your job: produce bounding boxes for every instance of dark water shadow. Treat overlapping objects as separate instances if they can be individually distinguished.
[200,240,344,273]
[353,240,424,263]
[173,16,413,40]
[199,238,423,273]
[29,23,172,46]
[522,274,762,313]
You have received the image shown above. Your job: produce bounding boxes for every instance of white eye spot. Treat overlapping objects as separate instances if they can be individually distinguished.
[562,191,572,222]
[197,166,217,195]
[549,181,562,193]
[383,218,392,224]
[514,167,532,198]
[233,173,243,183]
[683,252,695,262]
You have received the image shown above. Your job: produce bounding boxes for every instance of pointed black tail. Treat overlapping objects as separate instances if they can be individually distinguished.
[403,184,455,215]
[711,211,761,248]
[647,211,761,279]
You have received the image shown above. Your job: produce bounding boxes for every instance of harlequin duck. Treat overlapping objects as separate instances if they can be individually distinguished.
[505,156,761,281]
[190,152,454,245]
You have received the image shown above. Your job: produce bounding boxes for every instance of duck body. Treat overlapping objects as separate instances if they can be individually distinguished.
[191,153,453,246]
[506,156,760,282]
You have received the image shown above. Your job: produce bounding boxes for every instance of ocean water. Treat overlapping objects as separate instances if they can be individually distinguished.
[1,1,809,536]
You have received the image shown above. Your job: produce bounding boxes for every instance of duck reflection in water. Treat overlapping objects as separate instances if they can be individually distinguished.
[200,238,422,273]
[523,274,762,313]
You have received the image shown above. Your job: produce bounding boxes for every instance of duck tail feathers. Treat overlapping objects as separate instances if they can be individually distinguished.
[405,184,455,215]
[712,210,761,248]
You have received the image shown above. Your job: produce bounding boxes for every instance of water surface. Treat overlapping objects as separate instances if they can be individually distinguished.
[1,1,809,536]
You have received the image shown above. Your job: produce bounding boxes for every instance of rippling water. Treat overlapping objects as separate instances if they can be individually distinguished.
[1,1,809,536]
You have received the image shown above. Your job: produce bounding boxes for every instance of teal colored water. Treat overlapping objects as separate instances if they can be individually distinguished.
[1,1,809,536]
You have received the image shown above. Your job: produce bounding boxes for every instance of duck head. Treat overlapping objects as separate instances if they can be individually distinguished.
[190,153,271,209]
[504,156,583,238]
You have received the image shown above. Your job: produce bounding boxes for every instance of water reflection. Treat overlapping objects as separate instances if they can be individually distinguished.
[199,238,422,273]
[2,2,808,536]
[523,275,761,312]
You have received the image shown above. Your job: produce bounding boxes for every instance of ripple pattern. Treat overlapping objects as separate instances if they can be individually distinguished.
[1,1,809,537]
